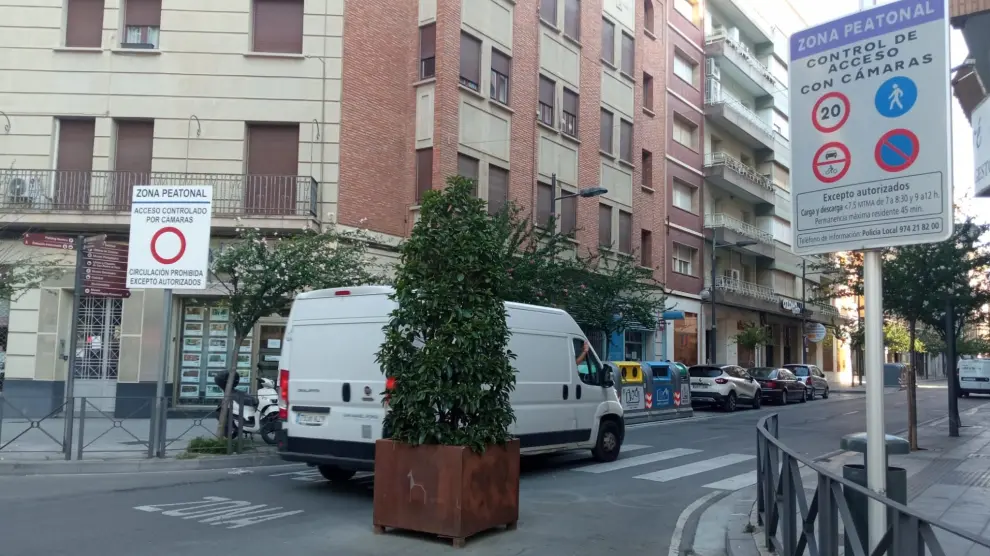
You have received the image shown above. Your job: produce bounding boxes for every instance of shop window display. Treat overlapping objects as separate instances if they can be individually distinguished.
[177,301,252,405]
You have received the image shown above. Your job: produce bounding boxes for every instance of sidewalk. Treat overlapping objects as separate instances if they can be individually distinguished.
[831,376,946,394]
[713,400,990,556]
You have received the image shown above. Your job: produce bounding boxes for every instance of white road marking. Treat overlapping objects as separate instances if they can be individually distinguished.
[703,470,758,491]
[573,448,701,474]
[634,453,755,483]
[843,410,860,415]
[134,496,304,529]
[666,491,723,556]
[621,444,651,453]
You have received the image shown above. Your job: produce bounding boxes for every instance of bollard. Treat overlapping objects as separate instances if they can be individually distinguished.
[76,397,87,460]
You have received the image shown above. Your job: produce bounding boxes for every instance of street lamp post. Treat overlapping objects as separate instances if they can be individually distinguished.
[707,236,757,364]
[549,172,608,223]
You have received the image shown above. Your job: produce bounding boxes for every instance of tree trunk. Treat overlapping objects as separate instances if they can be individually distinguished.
[215,332,247,437]
[907,320,919,450]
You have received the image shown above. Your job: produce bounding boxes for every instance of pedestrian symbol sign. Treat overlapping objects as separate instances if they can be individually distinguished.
[813,142,850,184]
[875,129,920,173]
[875,76,917,118]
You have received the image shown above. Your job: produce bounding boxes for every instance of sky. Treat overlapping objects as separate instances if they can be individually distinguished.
[789,0,988,222]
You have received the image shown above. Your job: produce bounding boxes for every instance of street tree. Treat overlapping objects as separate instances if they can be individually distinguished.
[210,224,381,436]
[0,229,64,301]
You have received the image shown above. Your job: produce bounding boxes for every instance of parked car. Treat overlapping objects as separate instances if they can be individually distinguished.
[748,367,807,405]
[687,364,761,412]
[782,364,830,400]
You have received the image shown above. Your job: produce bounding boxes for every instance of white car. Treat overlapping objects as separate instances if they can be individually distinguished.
[687,364,762,412]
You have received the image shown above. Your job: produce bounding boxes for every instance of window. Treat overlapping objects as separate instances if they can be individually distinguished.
[541,0,558,25]
[562,89,579,137]
[675,0,695,21]
[620,32,635,75]
[488,165,509,215]
[113,119,154,208]
[537,182,553,228]
[600,109,614,153]
[599,204,613,248]
[641,230,653,267]
[122,0,161,48]
[774,217,792,245]
[673,244,695,275]
[573,338,602,385]
[601,18,615,65]
[539,76,556,126]
[619,120,633,162]
[419,24,436,79]
[618,210,632,254]
[252,0,304,54]
[457,154,479,195]
[416,148,433,202]
[672,116,697,149]
[490,49,511,104]
[560,193,578,235]
[644,0,655,35]
[642,150,653,188]
[673,53,696,85]
[643,72,654,112]
[564,0,581,39]
[672,179,696,212]
[460,33,482,91]
[65,0,106,48]
[55,118,96,208]
[624,330,647,360]
[245,123,301,215]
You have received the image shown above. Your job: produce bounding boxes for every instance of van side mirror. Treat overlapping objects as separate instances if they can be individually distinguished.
[601,362,618,388]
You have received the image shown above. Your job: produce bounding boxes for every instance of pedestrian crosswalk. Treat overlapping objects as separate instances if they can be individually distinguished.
[269,443,760,492]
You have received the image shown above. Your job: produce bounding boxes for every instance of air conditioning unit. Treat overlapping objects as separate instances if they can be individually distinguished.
[706,79,722,102]
[705,59,721,80]
[729,269,742,281]
[6,177,31,205]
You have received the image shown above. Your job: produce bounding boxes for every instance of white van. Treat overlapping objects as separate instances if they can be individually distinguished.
[958,358,990,396]
[275,286,625,481]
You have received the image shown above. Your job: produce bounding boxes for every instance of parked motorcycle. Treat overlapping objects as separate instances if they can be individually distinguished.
[213,371,281,445]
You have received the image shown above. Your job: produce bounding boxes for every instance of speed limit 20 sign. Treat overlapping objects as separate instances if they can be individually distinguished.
[812,92,850,133]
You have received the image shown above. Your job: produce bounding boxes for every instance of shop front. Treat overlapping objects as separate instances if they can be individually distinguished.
[659,297,702,367]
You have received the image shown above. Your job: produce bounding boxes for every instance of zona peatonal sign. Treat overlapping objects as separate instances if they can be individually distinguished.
[789,0,952,255]
[126,185,213,289]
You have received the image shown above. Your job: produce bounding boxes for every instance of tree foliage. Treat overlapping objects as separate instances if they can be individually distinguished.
[733,322,772,350]
[210,224,381,433]
[0,231,65,301]
[377,176,516,451]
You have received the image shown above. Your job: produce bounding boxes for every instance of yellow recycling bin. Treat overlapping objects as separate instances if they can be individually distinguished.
[616,361,644,384]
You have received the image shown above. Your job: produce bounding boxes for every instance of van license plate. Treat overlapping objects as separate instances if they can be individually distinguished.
[296,414,326,426]
[962,377,977,381]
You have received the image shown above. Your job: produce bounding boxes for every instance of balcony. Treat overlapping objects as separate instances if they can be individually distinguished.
[705,274,782,313]
[704,90,775,150]
[704,152,775,206]
[704,213,775,258]
[0,169,319,233]
[705,31,777,97]
[708,0,774,46]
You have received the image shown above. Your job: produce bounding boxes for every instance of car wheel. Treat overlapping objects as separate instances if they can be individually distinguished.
[780,390,788,405]
[752,392,762,409]
[800,388,807,403]
[809,387,816,400]
[592,419,622,462]
[724,391,738,412]
[822,387,830,399]
[317,465,357,482]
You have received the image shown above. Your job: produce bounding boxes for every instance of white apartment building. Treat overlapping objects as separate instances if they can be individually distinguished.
[0,0,341,416]
[700,0,843,370]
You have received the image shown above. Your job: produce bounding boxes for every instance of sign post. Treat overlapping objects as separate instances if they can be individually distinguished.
[789,0,951,550]
[126,185,213,457]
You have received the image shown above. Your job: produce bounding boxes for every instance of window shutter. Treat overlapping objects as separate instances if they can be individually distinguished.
[561,195,578,235]
[563,89,578,114]
[420,24,436,58]
[253,0,304,54]
[460,33,482,84]
[491,49,511,76]
[125,0,161,26]
[416,148,434,201]
[564,0,580,38]
[621,32,634,74]
[537,182,553,227]
[539,77,555,107]
[488,165,509,215]
[619,211,632,253]
[620,120,633,161]
[599,204,612,247]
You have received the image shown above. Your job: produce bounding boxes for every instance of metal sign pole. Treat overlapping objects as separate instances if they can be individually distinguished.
[62,235,85,460]
[863,249,887,550]
[152,288,173,457]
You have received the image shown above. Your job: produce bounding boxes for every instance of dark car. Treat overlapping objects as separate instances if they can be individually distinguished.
[747,367,807,405]
[782,364,830,399]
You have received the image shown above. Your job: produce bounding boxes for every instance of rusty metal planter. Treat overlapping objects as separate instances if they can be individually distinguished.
[372,438,520,547]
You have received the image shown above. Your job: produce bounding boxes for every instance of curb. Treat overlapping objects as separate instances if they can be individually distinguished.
[725,486,760,556]
[0,452,289,476]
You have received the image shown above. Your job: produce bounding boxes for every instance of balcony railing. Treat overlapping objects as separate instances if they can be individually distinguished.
[705,30,776,84]
[705,152,774,192]
[704,90,774,137]
[704,213,774,244]
[706,275,779,302]
[0,169,318,218]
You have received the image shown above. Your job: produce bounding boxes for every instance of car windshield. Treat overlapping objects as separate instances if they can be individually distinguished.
[748,367,777,378]
[785,365,810,376]
[689,366,724,378]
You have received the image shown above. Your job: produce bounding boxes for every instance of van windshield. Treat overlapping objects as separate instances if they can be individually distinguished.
[689,366,724,378]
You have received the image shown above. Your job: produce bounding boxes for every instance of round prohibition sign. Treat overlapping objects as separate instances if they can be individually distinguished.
[150,226,187,265]
[812,92,851,134]
[874,128,919,173]
[813,142,851,184]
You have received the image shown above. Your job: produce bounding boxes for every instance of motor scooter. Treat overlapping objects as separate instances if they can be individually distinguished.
[213,371,281,444]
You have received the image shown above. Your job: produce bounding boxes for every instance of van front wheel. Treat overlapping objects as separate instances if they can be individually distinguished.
[317,465,357,482]
[592,420,621,463]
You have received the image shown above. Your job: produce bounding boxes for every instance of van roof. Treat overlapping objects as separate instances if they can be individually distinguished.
[295,285,574,317]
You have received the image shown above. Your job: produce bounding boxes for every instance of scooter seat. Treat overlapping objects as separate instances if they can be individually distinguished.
[241,396,259,408]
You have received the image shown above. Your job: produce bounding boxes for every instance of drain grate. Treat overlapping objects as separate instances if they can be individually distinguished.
[937,470,990,488]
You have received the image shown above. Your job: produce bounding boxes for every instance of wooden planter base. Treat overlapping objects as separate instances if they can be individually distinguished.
[372,438,520,548]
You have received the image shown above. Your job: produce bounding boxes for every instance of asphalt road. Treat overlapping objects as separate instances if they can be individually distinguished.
[0,386,983,556]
